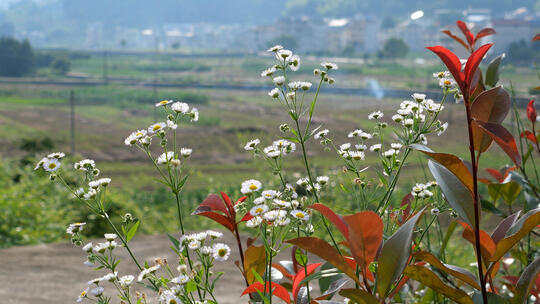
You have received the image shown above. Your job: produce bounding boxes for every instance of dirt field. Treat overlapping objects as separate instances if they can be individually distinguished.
[0,233,247,303]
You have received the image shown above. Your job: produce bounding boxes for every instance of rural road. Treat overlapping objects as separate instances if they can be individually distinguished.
[0,233,248,303]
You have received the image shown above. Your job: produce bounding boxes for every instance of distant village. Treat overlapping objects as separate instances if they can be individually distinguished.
[26,7,540,55]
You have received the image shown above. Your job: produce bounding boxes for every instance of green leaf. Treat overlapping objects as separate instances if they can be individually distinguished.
[167,233,180,250]
[413,251,480,290]
[488,181,521,205]
[428,160,476,227]
[485,54,504,88]
[404,265,473,304]
[338,288,379,304]
[126,220,140,242]
[490,208,540,263]
[513,256,540,304]
[376,207,425,298]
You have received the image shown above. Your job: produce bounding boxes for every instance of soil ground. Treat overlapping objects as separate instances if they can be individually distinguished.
[0,233,247,303]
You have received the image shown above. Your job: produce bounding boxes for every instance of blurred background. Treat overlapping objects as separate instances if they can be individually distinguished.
[0,0,539,260]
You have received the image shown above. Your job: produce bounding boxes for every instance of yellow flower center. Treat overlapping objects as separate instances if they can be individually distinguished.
[249,184,257,190]
[296,212,305,218]
[444,80,451,85]
[159,100,168,105]
[256,207,263,213]
[136,132,143,136]
[48,163,56,169]
[218,249,227,257]
[153,125,162,131]
[80,290,87,297]
[169,300,177,304]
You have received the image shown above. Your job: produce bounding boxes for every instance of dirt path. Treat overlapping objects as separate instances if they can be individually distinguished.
[0,233,246,303]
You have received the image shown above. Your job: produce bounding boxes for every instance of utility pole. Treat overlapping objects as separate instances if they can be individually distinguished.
[102,49,109,85]
[70,90,75,155]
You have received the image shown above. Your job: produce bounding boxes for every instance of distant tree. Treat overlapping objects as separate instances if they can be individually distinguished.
[381,38,408,59]
[120,39,127,48]
[172,42,180,50]
[507,40,539,65]
[51,57,71,75]
[267,35,298,50]
[0,37,34,76]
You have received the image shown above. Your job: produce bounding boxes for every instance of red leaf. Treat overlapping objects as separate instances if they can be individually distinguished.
[272,263,294,280]
[521,130,538,144]
[441,29,470,50]
[426,46,464,88]
[475,28,496,42]
[292,263,321,300]
[241,282,291,304]
[400,193,414,224]
[343,211,383,274]
[486,168,503,182]
[309,203,348,238]
[457,20,474,46]
[240,213,254,222]
[220,192,235,216]
[464,43,493,89]
[236,196,248,205]
[473,120,521,167]
[527,99,537,124]
[195,211,234,232]
[198,194,229,216]
[533,33,540,41]
[459,221,496,261]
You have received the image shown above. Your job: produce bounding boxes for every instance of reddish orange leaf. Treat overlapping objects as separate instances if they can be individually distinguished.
[309,203,348,238]
[292,263,321,300]
[473,120,521,167]
[459,221,496,261]
[241,281,291,304]
[464,43,493,90]
[343,211,383,272]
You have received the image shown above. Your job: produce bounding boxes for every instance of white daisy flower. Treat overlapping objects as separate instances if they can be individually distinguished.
[261,66,277,77]
[77,287,89,303]
[82,243,93,253]
[437,122,448,136]
[180,148,192,158]
[167,120,178,130]
[244,139,261,151]
[90,287,104,297]
[350,151,365,160]
[291,210,309,221]
[317,176,329,185]
[119,275,134,288]
[267,45,283,52]
[253,197,266,205]
[104,233,117,241]
[300,81,312,90]
[273,199,291,208]
[155,100,173,107]
[262,190,278,200]
[439,78,456,89]
[47,152,65,159]
[241,179,262,194]
[83,260,94,267]
[368,110,383,120]
[433,71,450,79]
[137,265,160,282]
[34,157,48,170]
[296,177,309,187]
[276,49,292,60]
[360,132,372,140]
[403,119,414,128]
[289,55,301,71]
[391,143,403,150]
[273,76,285,86]
[101,272,118,282]
[392,114,403,123]
[314,129,329,139]
[74,159,95,171]
[66,222,86,235]
[419,134,428,145]
[171,102,189,114]
[275,216,291,226]
[43,158,60,172]
[348,129,362,138]
[157,152,175,164]
[246,216,263,227]
[268,88,280,98]
[189,108,199,122]
[200,246,213,255]
[148,122,166,134]
[383,149,397,159]
[98,178,111,186]
[171,274,190,285]
[355,144,367,151]
[249,204,269,216]
[412,93,426,103]
[369,144,382,152]
[213,243,231,262]
[321,62,338,70]
[206,230,223,239]
[340,143,351,151]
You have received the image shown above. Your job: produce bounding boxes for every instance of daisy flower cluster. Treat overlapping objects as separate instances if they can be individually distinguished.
[76,233,136,303]
[433,71,463,102]
[411,181,437,199]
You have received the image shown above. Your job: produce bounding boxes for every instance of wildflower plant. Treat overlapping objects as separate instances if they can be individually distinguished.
[35,22,540,304]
